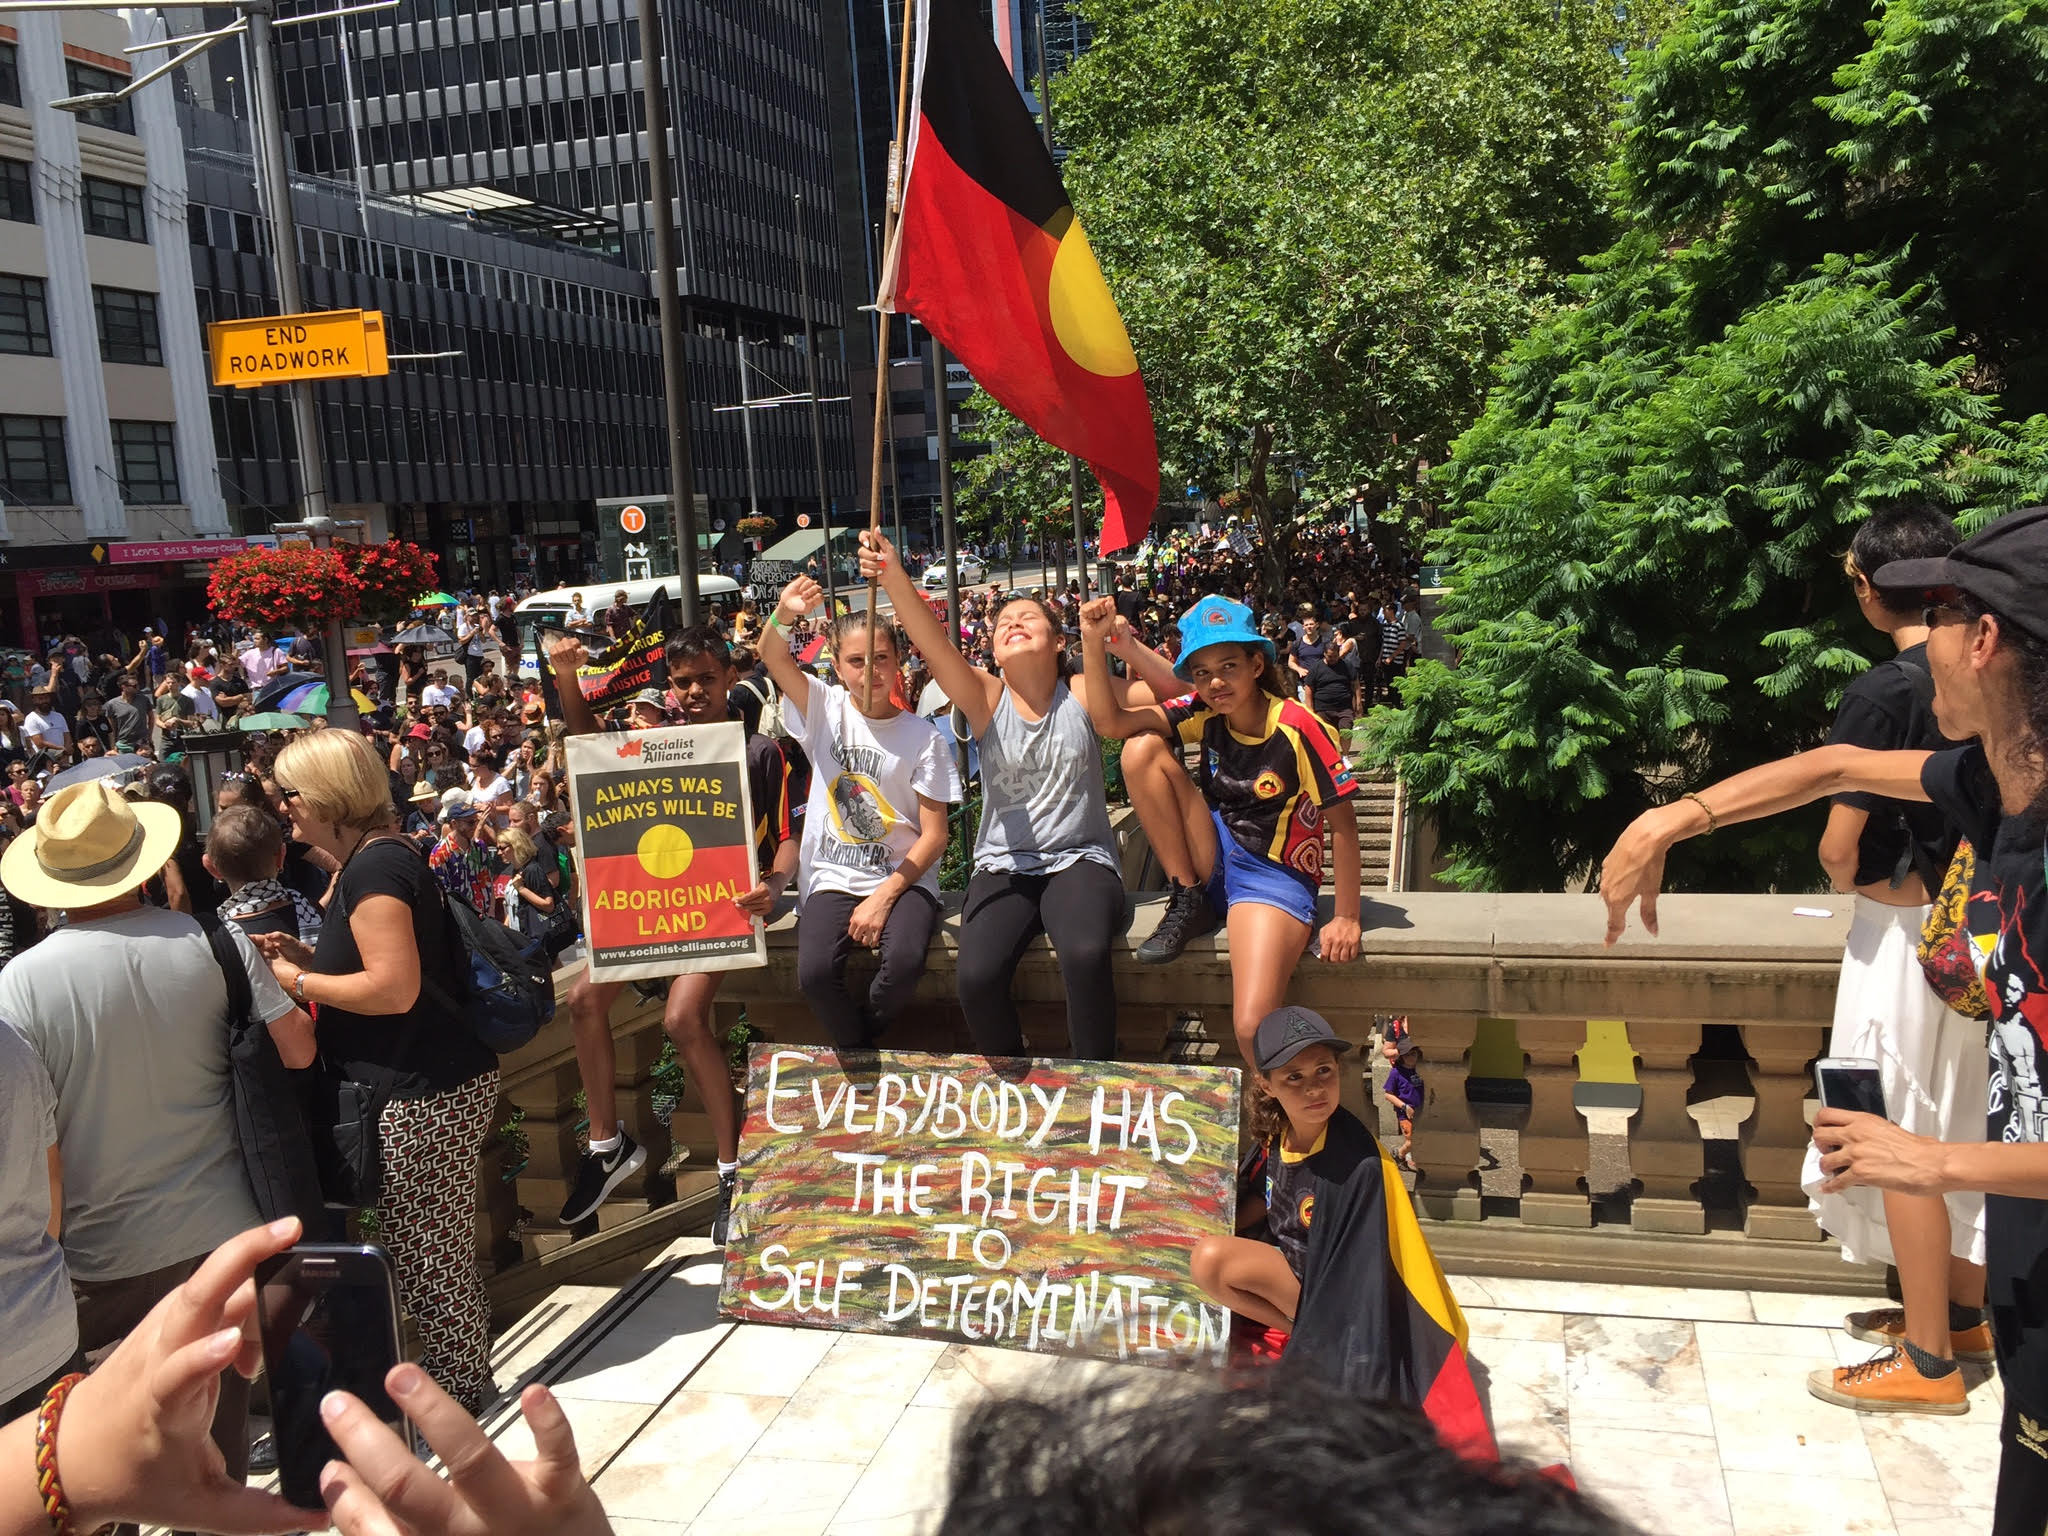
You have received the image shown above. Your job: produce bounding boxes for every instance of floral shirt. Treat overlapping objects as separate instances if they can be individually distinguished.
[428,834,494,912]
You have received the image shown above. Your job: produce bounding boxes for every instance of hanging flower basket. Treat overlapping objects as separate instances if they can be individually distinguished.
[737,515,777,538]
[341,541,441,626]
[207,546,361,630]
[205,539,440,631]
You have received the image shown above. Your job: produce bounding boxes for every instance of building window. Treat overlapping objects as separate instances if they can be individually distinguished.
[0,275,50,355]
[0,159,30,224]
[0,416,70,504]
[66,63,135,134]
[0,42,18,107]
[81,176,145,241]
[112,419,178,502]
[93,286,161,364]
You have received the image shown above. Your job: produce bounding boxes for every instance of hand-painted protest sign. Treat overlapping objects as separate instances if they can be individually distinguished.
[721,1047,1241,1367]
[574,619,666,710]
[564,721,766,980]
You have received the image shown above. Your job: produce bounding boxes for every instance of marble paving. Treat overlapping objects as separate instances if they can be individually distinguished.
[477,1241,2001,1536]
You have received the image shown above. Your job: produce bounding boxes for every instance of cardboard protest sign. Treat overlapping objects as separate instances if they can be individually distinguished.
[564,721,766,980]
[721,1047,1242,1367]
[573,619,667,710]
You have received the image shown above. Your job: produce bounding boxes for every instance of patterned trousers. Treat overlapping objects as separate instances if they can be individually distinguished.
[377,1069,499,1412]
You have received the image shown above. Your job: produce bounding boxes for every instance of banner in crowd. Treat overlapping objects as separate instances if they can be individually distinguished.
[563,721,766,980]
[721,1047,1242,1366]
[574,618,667,710]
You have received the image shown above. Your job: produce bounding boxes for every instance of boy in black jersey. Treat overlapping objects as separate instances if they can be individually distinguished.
[547,628,805,1241]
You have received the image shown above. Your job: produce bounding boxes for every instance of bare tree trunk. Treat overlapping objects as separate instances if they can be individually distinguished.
[1243,423,1288,607]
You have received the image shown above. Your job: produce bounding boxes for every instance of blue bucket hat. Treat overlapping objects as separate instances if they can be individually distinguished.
[1172,595,1276,680]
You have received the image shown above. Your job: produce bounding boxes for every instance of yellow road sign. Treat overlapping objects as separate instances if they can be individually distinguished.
[208,309,390,388]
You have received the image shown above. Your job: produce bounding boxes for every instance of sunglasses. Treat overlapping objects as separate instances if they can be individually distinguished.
[278,787,303,803]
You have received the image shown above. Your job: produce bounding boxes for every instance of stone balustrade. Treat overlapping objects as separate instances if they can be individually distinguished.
[478,890,1860,1287]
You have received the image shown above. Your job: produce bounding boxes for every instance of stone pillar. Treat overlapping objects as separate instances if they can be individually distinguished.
[1739,1021,1826,1241]
[1518,1018,1590,1228]
[1406,1011,1481,1221]
[1630,1021,1708,1234]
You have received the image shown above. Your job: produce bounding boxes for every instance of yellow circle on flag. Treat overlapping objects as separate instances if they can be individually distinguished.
[1048,221,1139,379]
[636,823,695,880]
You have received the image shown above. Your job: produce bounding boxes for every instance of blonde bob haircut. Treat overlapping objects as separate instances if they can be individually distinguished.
[274,729,399,834]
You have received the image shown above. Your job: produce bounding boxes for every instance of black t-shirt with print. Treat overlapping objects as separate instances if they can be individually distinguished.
[1828,644,1959,888]
[1922,745,2048,1411]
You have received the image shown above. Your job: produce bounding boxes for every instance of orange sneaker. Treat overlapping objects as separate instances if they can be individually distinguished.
[1808,1348,1969,1414]
[1845,1306,1996,1365]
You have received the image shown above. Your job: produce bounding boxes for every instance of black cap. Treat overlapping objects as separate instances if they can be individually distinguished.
[1252,1006,1354,1073]
[1874,504,2048,647]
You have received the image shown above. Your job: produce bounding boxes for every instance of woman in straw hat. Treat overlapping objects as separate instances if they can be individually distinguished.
[246,729,499,1412]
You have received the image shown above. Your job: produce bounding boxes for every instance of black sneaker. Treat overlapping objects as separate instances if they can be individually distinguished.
[557,1133,647,1225]
[1136,880,1220,965]
[710,1166,740,1245]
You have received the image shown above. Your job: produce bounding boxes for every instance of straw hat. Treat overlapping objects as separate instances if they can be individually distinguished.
[1,779,181,909]
[408,780,439,806]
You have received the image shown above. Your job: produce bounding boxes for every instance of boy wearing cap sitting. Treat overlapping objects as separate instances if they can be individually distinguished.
[1193,1006,1484,1454]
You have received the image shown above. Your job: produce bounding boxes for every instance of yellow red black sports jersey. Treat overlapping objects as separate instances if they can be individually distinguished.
[1161,693,1357,882]
[746,731,808,869]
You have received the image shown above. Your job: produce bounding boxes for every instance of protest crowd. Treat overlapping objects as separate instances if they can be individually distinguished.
[0,496,2043,1536]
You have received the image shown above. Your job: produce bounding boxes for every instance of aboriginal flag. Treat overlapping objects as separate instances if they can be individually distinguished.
[880,0,1159,554]
[1275,1108,1497,1461]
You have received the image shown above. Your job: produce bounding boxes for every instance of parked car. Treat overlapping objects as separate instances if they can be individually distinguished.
[921,552,988,588]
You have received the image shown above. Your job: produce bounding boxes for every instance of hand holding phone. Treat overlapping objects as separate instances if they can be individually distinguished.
[255,1244,407,1511]
[1816,1056,1889,1119]
[319,1367,610,1536]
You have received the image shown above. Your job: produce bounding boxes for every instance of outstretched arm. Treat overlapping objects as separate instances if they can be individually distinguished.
[759,577,823,726]
[1076,599,1173,742]
[857,530,1001,734]
[1600,744,1934,944]
[545,635,603,739]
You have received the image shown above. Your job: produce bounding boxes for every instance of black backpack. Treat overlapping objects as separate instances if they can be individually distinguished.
[420,883,557,1055]
[208,920,327,1224]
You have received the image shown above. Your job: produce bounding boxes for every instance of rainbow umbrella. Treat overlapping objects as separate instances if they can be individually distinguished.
[265,680,376,717]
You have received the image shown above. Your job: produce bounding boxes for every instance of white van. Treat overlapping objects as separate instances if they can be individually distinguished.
[513,573,742,681]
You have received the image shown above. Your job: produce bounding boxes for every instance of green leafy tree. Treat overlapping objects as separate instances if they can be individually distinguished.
[953,386,1074,556]
[1365,0,2048,892]
[1051,0,1665,599]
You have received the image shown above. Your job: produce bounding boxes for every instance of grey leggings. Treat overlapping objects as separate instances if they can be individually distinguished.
[796,885,941,1048]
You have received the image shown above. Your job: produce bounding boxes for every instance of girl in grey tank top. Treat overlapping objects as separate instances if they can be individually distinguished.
[975,682,1119,875]
[857,532,1197,1060]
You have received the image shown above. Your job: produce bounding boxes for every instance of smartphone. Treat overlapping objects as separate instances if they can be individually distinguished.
[255,1244,409,1509]
[1816,1057,1889,1118]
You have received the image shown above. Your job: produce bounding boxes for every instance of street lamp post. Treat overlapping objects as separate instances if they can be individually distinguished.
[243,0,358,729]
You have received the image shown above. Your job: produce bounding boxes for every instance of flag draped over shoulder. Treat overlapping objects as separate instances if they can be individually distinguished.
[1278,1109,1498,1461]
[879,0,1160,554]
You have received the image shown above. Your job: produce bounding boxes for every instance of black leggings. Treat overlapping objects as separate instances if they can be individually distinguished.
[1995,1392,2048,1536]
[957,860,1126,1060]
[796,886,940,1049]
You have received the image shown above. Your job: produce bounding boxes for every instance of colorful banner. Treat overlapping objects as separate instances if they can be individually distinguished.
[573,619,667,710]
[563,722,766,980]
[721,1047,1241,1367]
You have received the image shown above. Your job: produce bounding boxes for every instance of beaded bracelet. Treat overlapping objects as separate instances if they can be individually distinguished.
[34,1372,99,1536]
[1683,790,1719,835]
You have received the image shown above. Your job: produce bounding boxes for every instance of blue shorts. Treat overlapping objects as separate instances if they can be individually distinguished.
[1203,811,1318,926]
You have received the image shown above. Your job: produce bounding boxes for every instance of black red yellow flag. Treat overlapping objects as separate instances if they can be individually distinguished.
[879,0,1160,554]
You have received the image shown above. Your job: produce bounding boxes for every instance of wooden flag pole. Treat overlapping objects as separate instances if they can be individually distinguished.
[1035,2,1088,602]
[862,0,919,714]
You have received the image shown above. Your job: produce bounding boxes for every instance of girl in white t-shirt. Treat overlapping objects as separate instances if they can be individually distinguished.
[761,576,961,1048]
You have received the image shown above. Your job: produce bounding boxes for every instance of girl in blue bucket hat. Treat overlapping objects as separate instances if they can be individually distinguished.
[1078,592,1363,1064]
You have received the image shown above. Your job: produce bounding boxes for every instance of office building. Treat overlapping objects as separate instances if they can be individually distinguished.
[183,100,675,592]
[0,8,238,649]
[244,0,861,564]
